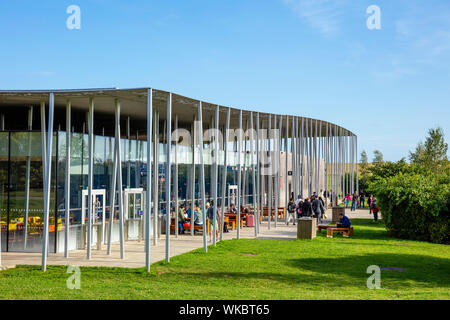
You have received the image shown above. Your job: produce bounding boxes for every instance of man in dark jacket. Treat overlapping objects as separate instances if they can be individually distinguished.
[312,196,324,224]
[302,198,312,217]
[337,213,351,228]
[287,199,296,225]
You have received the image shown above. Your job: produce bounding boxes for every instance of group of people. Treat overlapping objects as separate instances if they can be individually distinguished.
[178,201,244,242]
[287,194,326,226]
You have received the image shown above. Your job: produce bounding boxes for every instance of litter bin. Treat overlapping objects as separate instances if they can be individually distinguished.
[332,207,345,222]
[297,218,317,240]
[247,215,255,227]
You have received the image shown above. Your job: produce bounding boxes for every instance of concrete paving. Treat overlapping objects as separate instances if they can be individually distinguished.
[0,209,377,269]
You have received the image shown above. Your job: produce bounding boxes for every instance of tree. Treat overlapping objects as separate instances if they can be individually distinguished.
[373,150,383,163]
[409,127,449,170]
[360,150,368,164]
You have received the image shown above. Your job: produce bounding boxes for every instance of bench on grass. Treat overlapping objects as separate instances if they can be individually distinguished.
[326,226,354,238]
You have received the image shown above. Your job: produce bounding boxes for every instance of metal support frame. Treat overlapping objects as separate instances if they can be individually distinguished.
[237,110,242,239]
[174,115,179,238]
[145,88,152,271]
[197,102,207,252]
[284,115,289,224]
[41,93,54,271]
[165,93,172,262]
[153,111,159,244]
[115,99,125,259]
[212,105,219,245]
[64,100,71,257]
[255,113,260,234]
[87,98,94,259]
[267,114,272,231]
[220,108,230,241]
[23,106,33,250]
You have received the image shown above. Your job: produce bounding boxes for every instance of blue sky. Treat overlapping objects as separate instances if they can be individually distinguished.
[0,0,449,161]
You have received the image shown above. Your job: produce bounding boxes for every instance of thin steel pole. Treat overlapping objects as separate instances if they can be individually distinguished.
[174,115,179,238]
[190,118,195,236]
[115,99,125,259]
[250,112,257,235]
[87,98,94,260]
[284,115,289,224]
[212,106,219,245]
[267,115,272,231]
[255,113,261,234]
[153,111,159,245]
[165,93,172,262]
[237,110,243,239]
[24,106,33,250]
[145,89,152,271]
[107,123,118,255]
[64,101,71,257]
[197,102,207,252]
[220,108,230,241]
[41,93,54,271]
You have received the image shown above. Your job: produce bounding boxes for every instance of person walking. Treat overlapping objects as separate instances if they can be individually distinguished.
[312,196,324,225]
[359,191,366,209]
[207,200,221,242]
[368,195,375,213]
[302,198,312,217]
[287,198,296,225]
[351,192,358,211]
[372,203,380,222]
[344,194,351,208]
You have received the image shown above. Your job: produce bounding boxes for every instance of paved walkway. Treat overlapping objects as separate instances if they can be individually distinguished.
[1,209,376,269]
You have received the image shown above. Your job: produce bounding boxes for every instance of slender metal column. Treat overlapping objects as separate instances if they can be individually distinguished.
[41,93,54,271]
[284,115,289,224]
[145,89,153,271]
[273,114,277,228]
[212,105,219,245]
[276,115,282,227]
[24,106,33,250]
[220,107,230,241]
[249,112,257,235]
[300,117,305,198]
[292,117,297,200]
[190,118,196,236]
[174,115,179,238]
[107,123,118,255]
[165,93,172,262]
[237,110,243,239]
[126,117,131,188]
[197,102,207,252]
[153,111,159,245]
[267,115,272,230]
[64,101,71,257]
[87,98,94,259]
[114,99,125,259]
[242,118,247,206]
[255,113,261,234]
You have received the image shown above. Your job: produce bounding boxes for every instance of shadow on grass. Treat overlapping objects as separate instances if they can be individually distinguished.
[285,253,450,287]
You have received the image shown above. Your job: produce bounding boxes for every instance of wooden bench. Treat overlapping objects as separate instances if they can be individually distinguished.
[317,225,331,233]
[326,227,354,238]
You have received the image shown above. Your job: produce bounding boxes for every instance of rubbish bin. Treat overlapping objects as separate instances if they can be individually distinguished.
[332,207,345,222]
[297,218,317,240]
[247,215,255,227]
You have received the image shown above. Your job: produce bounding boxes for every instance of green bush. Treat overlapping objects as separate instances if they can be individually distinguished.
[369,168,449,244]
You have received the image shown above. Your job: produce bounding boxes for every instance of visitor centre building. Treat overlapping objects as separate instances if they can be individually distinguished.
[0,88,357,271]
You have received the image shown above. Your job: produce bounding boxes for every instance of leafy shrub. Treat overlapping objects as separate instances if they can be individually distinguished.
[368,168,449,244]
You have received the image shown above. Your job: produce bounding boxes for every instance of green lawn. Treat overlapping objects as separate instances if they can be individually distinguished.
[0,219,449,300]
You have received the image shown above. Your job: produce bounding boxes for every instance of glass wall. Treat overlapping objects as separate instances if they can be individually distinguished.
[0,132,56,253]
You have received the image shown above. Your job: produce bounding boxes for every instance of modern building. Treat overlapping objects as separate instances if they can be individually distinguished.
[0,88,357,270]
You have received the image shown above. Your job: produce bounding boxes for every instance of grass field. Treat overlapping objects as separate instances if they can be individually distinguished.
[0,219,449,300]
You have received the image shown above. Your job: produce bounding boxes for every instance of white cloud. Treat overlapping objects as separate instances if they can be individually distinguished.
[283,0,348,36]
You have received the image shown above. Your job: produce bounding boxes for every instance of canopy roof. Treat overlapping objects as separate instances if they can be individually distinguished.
[0,88,356,137]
